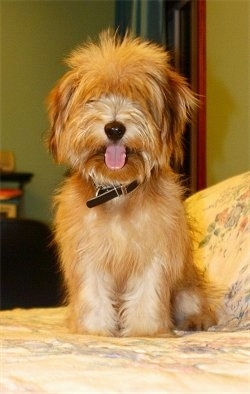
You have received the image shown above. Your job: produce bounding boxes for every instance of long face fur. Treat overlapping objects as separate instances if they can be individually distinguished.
[47,31,218,337]
[47,30,196,185]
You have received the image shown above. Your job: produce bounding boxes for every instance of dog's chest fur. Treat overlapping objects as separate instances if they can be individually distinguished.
[55,173,187,290]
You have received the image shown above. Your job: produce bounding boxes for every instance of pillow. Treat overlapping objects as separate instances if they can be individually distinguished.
[185,172,250,331]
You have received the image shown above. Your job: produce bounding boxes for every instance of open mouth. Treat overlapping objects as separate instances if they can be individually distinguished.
[104,143,128,170]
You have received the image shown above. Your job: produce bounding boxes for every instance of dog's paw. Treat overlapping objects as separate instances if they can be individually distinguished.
[176,312,217,331]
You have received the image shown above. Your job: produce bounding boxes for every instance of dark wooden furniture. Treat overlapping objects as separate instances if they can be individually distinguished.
[166,0,206,192]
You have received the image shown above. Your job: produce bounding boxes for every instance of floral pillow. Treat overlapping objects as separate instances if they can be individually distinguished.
[185,172,250,331]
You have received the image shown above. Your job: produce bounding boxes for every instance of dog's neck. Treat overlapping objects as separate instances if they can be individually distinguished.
[86,180,139,208]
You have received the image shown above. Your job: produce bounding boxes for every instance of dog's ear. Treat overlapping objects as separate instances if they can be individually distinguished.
[162,69,197,166]
[46,71,77,162]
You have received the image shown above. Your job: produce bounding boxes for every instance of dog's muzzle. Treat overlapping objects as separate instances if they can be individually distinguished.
[104,121,127,170]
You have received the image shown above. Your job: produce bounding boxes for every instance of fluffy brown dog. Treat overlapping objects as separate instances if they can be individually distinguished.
[47,31,218,336]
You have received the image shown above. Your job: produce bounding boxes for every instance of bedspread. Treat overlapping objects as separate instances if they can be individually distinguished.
[1,307,249,393]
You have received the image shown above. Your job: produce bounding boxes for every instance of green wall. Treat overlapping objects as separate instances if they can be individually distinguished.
[1,0,115,222]
[206,0,250,186]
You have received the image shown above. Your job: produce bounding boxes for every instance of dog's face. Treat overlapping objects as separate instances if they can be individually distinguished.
[47,31,196,186]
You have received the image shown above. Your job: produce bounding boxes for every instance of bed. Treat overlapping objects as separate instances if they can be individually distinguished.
[1,172,249,393]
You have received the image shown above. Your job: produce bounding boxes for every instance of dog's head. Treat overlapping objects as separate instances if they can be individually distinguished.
[47,30,196,186]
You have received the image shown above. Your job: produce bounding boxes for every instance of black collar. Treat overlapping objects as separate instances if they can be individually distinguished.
[86,180,139,208]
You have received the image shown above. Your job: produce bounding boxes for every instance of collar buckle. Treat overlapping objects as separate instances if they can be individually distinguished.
[120,185,128,196]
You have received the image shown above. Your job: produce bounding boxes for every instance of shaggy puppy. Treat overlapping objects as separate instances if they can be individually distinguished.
[47,31,217,337]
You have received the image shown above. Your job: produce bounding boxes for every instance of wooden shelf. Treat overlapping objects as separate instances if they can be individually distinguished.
[0,172,33,189]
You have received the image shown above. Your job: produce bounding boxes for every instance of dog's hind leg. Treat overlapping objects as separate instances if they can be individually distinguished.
[173,288,218,331]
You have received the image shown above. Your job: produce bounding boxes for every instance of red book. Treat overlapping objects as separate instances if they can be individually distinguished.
[0,189,23,200]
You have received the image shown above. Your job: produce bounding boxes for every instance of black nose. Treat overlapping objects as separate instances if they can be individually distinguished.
[104,121,126,141]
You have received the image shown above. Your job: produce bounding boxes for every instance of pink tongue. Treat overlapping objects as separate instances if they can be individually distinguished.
[105,144,126,170]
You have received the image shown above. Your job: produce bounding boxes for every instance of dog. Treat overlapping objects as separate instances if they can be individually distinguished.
[46,30,218,337]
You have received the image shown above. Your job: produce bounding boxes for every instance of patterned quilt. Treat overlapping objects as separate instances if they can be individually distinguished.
[1,172,249,393]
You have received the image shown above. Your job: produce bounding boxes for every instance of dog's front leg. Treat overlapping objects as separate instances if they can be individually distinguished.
[68,268,119,336]
[120,258,173,337]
